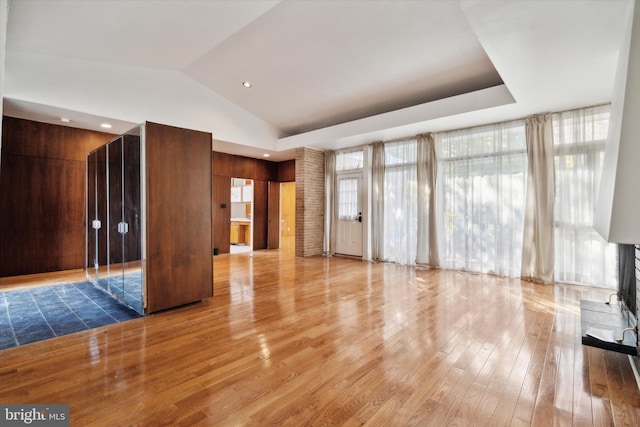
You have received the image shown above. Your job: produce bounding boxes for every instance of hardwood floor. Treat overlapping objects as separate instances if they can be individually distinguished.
[0,250,639,426]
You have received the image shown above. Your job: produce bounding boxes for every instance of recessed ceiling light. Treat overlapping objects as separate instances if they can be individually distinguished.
[100,123,112,129]
[60,117,71,123]
[242,81,252,88]
[263,153,270,158]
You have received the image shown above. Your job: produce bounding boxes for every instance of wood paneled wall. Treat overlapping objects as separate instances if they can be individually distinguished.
[0,116,296,276]
[278,160,295,182]
[0,117,114,277]
[211,152,294,254]
[212,152,278,182]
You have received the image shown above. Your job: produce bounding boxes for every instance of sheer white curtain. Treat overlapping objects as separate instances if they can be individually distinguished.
[416,133,439,267]
[521,114,556,284]
[553,105,616,287]
[371,142,385,261]
[337,178,359,220]
[383,140,418,265]
[324,150,336,254]
[436,121,527,277]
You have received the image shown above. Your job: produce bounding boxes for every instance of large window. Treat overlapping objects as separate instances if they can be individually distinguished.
[437,122,527,277]
[383,140,418,265]
[335,149,364,222]
[329,104,616,287]
[553,105,616,287]
[336,150,363,172]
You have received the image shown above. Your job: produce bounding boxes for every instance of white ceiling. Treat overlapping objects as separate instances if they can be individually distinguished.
[185,0,503,136]
[1,0,633,161]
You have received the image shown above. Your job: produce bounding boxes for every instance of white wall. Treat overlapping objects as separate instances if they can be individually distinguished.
[595,1,640,244]
[0,0,9,161]
[4,51,280,151]
[231,203,248,219]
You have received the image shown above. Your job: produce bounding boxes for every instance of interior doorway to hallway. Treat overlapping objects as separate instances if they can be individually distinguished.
[280,182,295,254]
[230,178,253,254]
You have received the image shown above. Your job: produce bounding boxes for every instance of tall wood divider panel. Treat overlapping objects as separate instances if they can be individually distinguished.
[144,122,213,313]
[87,122,213,314]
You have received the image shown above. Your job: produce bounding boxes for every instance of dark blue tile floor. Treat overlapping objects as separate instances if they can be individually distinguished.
[0,282,142,350]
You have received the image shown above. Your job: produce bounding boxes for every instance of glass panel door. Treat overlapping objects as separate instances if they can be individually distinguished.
[335,174,363,257]
[122,128,143,313]
[107,137,125,303]
[86,150,97,283]
[86,130,144,313]
[95,145,109,290]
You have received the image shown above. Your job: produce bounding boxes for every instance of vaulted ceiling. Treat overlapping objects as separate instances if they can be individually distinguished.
[1,0,632,160]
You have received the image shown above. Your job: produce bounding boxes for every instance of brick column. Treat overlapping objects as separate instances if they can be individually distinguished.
[295,147,325,257]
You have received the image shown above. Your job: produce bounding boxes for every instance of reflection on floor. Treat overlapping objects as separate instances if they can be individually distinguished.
[96,273,143,314]
[230,244,252,254]
[0,282,141,350]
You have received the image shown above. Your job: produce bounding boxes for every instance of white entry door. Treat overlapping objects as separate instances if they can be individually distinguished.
[335,174,363,257]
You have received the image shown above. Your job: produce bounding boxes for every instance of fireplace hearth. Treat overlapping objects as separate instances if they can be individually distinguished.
[580,245,639,356]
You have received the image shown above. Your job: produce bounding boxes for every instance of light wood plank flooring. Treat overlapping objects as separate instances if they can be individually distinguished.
[0,250,639,426]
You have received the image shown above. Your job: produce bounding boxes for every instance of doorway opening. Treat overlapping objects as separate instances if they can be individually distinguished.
[230,178,253,254]
[280,182,296,254]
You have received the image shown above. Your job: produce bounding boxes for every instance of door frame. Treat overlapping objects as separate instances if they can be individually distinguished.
[335,171,365,257]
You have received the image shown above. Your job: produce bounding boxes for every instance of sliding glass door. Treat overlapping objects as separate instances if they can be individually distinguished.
[107,136,125,303]
[87,127,143,313]
[122,130,142,312]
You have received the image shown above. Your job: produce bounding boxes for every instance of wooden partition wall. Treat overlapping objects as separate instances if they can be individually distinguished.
[0,117,114,277]
[212,152,294,255]
[145,122,213,312]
